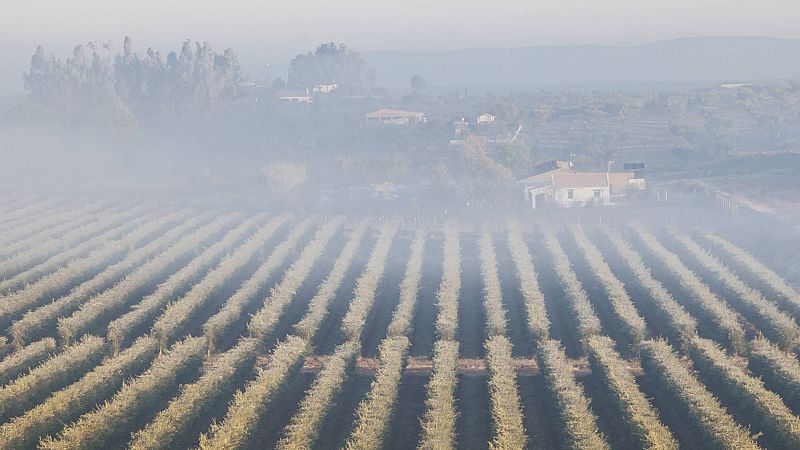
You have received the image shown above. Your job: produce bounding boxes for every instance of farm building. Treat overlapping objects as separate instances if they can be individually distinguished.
[277,89,313,103]
[312,83,337,94]
[477,113,496,124]
[366,109,426,126]
[519,160,645,209]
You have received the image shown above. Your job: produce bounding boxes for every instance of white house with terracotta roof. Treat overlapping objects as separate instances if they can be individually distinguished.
[365,109,426,126]
[518,160,643,209]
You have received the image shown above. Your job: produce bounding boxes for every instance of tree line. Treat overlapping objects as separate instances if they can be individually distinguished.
[21,38,374,126]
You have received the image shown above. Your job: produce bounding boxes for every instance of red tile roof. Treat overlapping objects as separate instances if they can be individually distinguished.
[552,172,609,189]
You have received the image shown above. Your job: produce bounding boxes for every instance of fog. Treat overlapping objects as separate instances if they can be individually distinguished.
[2,2,800,223]
[4,3,800,447]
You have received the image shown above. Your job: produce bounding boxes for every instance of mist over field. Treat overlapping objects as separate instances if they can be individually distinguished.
[2,2,800,449]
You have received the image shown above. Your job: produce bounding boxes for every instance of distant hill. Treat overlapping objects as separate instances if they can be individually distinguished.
[364,36,800,92]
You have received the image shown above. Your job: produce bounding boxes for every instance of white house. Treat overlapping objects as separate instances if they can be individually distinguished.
[518,160,644,209]
[278,89,312,103]
[477,113,496,125]
[521,172,609,209]
[365,109,426,126]
[312,83,337,94]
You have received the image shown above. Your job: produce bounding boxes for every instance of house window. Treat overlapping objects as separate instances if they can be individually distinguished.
[567,189,574,199]
[593,189,601,199]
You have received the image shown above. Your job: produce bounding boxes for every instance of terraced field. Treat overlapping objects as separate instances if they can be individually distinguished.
[1,197,799,449]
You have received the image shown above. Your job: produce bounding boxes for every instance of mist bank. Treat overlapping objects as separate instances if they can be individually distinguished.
[364,37,800,92]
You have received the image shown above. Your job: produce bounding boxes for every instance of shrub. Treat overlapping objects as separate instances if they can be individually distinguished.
[688,336,800,447]
[478,231,508,337]
[293,223,369,339]
[632,225,745,354]
[233,219,337,345]
[9,211,205,348]
[537,339,609,450]
[105,214,275,352]
[600,227,696,348]
[702,232,800,317]
[570,224,647,353]
[0,213,156,325]
[747,336,800,411]
[485,335,527,449]
[40,336,206,450]
[386,229,427,338]
[344,337,410,450]
[435,227,461,341]
[0,337,56,385]
[338,223,398,341]
[0,206,145,289]
[129,338,260,450]
[506,224,549,343]
[640,339,759,450]
[0,336,158,449]
[418,339,460,450]
[198,335,308,450]
[586,335,677,449]
[670,229,800,352]
[0,335,106,422]
[152,217,303,349]
[542,231,602,347]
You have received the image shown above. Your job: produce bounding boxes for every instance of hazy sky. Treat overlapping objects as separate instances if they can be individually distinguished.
[2,0,800,93]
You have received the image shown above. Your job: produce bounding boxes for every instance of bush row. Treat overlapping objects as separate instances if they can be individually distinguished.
[293,223,369,339]
[151,217,305,349]
[632,226,745,354]
[670,230,800,351]
[0,201,98,258]
[339,223,399,341]
[57,212,247,347]
[198,335,309,450]
[478,230,508,337]
[586,335,677,449]
[129,338,260,450]
[747,336,800,411]
[542,231,602,346]
[506,224,549,343]
[485,335,527,450]
[105,214,267,352]
[702,232,800,316]
[342,230,425,449]
[232,219,333,344]
[385,229,427,338]
[688,336,800,447]
[0,337,56,385]
[176,226,369,450]
[537,338,609,450]
[435,227,461,341]
[601,227,697,348]
[205,219,341,350]
[40,336,206,450]
[570,225,647,353]
[276,340,360,450]
[9,212,208,348]
[0,336,159,449]
[418,339,460,450]
[0,205,144,287]
[344,337,410,450]
[0,335,106,423]
[639,339,759,449]
[0,211,165,324]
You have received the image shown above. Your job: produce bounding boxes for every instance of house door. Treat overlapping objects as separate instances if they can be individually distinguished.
[534,193,547,209]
